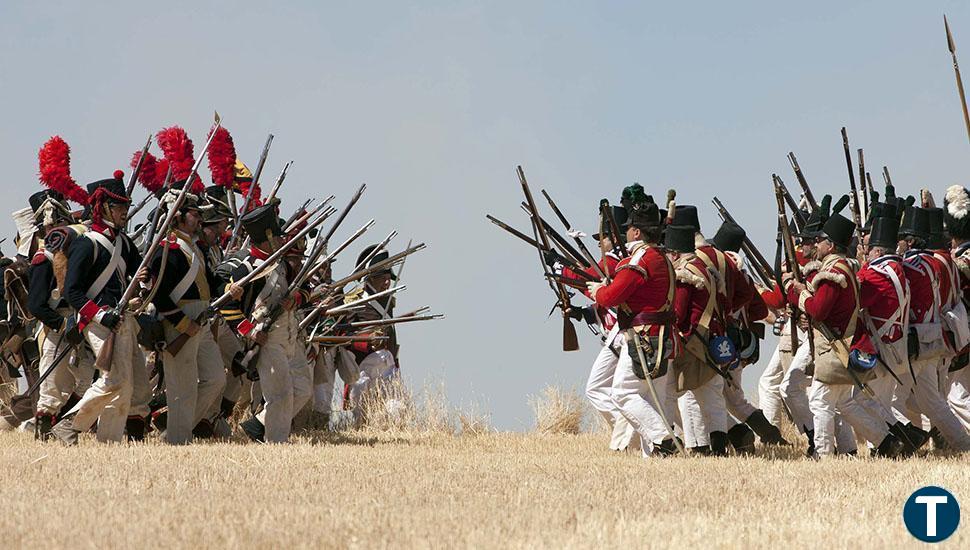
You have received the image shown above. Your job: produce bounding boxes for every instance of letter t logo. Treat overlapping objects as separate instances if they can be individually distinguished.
[916,495,949,537]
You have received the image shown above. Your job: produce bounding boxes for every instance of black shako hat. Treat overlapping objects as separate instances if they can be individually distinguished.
[868,216,900,250]
[898,205,930,240]
[925,207,947,249]
[356,244,397,279]
[669,205,700,233]
[240,203,283,244]
[799,195,832,238]
[820,213,856,249]
[664,225,696,253]
[711,221,745,253]
[86,171,131,204]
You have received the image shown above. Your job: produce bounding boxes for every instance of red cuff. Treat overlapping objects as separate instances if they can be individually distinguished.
[237,319,256,337]
[78,300,103,331]
[352,341,370,353]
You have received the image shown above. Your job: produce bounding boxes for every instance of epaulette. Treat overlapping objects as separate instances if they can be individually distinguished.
[160,233,181,250]
[31,251,49,266]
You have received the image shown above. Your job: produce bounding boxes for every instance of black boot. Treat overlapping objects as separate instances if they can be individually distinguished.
[929,427,950,451]
[691,445,712,456]
[654,438,680,457]
[126,416,146,442]
[727,423,756,455]
[872,432,904,459]
[889,422,918,457]
[744,410,791,446]
[710,431,729,456]
[193,419,214,439]
[34,413,55,442]
[805,429,816,457]
[241,416,265,443]
[903,423,931,451]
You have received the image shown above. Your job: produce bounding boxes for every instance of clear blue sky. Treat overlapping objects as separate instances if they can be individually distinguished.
[2,2,970,429]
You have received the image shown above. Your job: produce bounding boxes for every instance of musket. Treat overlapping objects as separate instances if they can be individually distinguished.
[126,134,154,199]
[865,172,875,207]
[787,152,818,211]
[858,149,869,220]
[324,243,426,291]
[281,201,331,235]
[140,164,174,252]
[343,314,443,329]
[600,200,628,259]
[946,15,970,145]
[165,207,333,356]
[394,239,413,281]
[310,335,390,345]
[711,197,775,288]
[773,174,807,230]
[226,133,274,249]
[774,179,814,358]
[519,202,588,269]
[8,342,75,421]
[540,189,608,279]
[518,166,579,352]
[294,184,367,286]
[840,128,865,245]
[96,116,224,371]
[545,272,595,289]
[265,161,292,204]
[882,166,893,188]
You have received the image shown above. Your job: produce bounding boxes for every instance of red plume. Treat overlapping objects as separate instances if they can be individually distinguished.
[207,126,237,189]
[156,126,204,193]
[238,179,263,210]
[38,136,89,205]
[129,150,171,193]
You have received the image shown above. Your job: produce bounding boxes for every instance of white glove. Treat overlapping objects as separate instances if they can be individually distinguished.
[586,281,606,300]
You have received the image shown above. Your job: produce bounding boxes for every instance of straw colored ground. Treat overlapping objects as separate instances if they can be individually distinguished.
[1,426,967,549]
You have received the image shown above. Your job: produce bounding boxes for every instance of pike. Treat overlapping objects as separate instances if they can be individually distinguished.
[711,197,775,288]
[125,134,154,199]
[96,116,223,371]
[840,127,865,245]
[165,207,333,356]
[787,152,819,211]
[540,189,607,279]
[226,133,274,249]
[946,15,970,145]
[518,166,579,352]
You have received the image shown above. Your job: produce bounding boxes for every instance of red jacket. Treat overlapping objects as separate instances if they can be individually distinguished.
[595,242,674,336]
[672,256,722,339]
[788,254,859,337]
[857,255,908,345]
[903,251,939,323]
[563,254,621,330]
[928,249,960,309]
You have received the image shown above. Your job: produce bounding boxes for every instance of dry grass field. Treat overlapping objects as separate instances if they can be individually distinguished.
[1,423,967,549]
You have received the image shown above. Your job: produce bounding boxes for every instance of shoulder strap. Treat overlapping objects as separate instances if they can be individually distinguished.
[84,231,122,300]
[169,235,202,303]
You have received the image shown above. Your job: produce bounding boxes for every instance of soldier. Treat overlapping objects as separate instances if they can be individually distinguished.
[944,184,970,432]
[587,185,677,457]
[221,203,302,443]
[898,205,970,450]
[788,202,902,457]
[52,172,149,445]
[552,205,634,450]
[148,184,225,444]
[23,190,96,440]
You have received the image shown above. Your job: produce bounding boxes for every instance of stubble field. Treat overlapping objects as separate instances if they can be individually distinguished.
[0,426,967,549]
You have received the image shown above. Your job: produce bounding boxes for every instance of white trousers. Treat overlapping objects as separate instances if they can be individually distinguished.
[895,357,970,450]
[312,346,359,413]
[37,328,95,415]
[780,329,813,434]
[610,339,671,456]
[254,313,300,443]
[676,375,726,448]
[757,342,787,427]
[349,349,398,412]
[723,368,756,425]
[586,335,623,426]
[947,365,970,431]
[808,380,888,456]
[68,317,149,442]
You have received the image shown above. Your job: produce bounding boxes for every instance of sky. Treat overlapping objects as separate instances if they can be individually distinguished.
[2,2,970,430]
